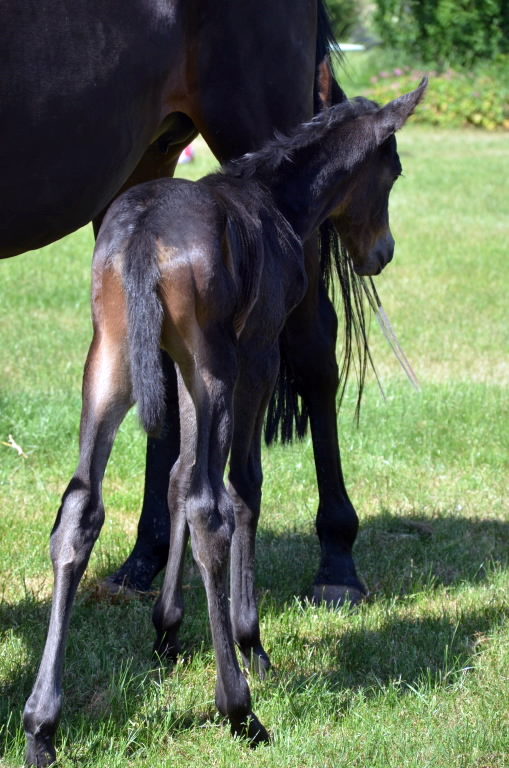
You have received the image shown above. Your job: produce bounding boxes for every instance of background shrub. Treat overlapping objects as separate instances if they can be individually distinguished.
[326,0,361,39]
[373,0,509,69]
[362,59,509,131]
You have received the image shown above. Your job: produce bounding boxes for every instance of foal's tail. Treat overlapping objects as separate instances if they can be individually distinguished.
[122,226,166,436]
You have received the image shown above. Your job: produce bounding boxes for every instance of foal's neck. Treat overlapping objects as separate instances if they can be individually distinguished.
[266,141,352,241]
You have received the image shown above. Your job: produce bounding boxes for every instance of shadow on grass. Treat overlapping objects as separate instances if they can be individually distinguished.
[254,512,509,604]
[2,512,509,754]
[262,599,509,722]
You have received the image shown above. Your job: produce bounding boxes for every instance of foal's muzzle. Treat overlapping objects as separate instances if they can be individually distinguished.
[354,232,395,276]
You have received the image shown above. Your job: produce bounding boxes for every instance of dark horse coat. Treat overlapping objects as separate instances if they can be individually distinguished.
[23,82,427,766]
[1,0,373,609]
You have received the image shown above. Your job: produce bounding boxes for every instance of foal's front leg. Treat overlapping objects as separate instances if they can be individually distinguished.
[23,320,132,767]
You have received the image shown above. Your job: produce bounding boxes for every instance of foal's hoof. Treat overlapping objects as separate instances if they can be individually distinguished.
[152,632,181,664]
[231,713,270,746]
[240,646,271,680]
[312,584,366,608]
[25,733,56,768]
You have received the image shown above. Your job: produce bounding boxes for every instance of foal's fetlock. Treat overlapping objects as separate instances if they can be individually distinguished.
[23,694,60,767]
[215,675,269,744]
[23,706,58,768]
[152,599,184,662]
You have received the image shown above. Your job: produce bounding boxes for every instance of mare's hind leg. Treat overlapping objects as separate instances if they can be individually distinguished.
[280,240,366,606]
[23,276,133,767]
[103,352,179,594]
[228,346,278,678]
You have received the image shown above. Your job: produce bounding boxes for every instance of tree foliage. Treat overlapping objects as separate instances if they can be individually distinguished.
[326,0,360,39]
[373,0,509,68]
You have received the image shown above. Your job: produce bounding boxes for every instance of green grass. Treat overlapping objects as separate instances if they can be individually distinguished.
[1,125,508,767]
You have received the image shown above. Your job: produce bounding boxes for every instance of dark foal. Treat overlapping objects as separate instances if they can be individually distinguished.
[23,80,426,766]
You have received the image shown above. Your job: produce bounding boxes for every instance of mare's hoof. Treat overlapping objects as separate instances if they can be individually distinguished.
[25,733,56,768]
[101,549,166,594]
[97,576,141,598]
[231,713,270,746]
[312,584,366,608]
[100,562,160,596]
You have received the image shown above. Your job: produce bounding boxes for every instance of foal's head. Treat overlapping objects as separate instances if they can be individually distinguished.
[326,79,427,275]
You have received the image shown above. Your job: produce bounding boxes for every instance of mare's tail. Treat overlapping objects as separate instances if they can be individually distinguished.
[263,220,371,445]
[122,226,166,436]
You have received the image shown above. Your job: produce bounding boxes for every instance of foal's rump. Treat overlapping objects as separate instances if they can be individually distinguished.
[92,177,280,437]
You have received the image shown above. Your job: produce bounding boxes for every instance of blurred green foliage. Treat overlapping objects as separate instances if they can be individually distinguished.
[362,58,509,131]
[373,0,509,68]
[326,0,360,39]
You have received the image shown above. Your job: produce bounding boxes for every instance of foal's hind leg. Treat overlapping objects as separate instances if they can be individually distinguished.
[154,331,268,744]
[280,241,366,606]
[228,346,278,678]
[23,281,132,767]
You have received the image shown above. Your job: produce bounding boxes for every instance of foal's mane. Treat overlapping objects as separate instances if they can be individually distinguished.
[225,97,378,182]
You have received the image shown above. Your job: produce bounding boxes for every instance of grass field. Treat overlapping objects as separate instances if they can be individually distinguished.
[1,119,508,767]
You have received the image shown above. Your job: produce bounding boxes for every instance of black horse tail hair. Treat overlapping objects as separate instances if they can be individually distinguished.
[264,345,309,445]
[319,217,373,421]
[122,225,166,436]
[316,0,342,67]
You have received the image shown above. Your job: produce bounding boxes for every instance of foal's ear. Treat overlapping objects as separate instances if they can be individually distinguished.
[374,77,428,144]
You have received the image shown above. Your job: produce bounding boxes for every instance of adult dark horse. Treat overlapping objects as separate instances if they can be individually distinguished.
[1,0,365,603]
